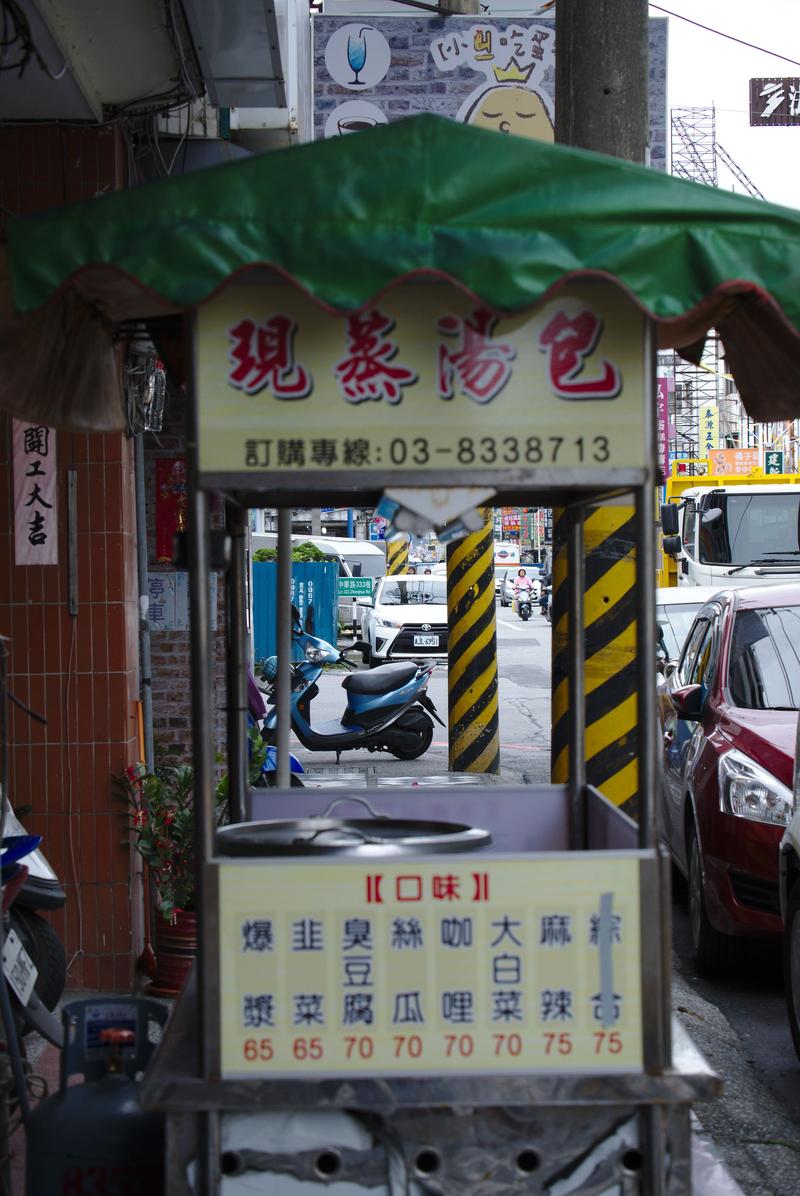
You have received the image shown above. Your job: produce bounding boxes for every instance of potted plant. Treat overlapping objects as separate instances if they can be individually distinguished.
[117,729,267,995]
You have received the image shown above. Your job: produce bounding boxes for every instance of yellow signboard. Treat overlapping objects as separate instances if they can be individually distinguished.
[218,854,643,1078]
[196,282,648,477]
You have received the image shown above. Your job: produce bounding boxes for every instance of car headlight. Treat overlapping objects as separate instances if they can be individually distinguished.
[376,616,402,629]
[304,645,328,663]
[718,748,793,827]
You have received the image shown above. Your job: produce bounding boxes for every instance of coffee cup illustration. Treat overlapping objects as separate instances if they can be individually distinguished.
[338,115,378,135]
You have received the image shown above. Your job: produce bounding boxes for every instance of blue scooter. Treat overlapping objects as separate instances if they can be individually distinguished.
[260,606,443,762]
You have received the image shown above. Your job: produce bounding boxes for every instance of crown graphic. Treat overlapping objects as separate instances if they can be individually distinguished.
[493,58,535,84]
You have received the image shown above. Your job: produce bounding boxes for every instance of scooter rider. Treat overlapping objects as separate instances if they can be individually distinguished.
[513,568,533,610]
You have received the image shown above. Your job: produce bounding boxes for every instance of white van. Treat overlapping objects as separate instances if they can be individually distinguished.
[250,533,386,633]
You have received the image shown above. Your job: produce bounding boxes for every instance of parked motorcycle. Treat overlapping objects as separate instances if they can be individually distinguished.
[260,606,443,763]
[1,808,66,1044]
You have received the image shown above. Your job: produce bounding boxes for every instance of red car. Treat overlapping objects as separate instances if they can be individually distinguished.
[657,584,800,974]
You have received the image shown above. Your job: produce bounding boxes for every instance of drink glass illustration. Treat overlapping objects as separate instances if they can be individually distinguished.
[347,28,368,85]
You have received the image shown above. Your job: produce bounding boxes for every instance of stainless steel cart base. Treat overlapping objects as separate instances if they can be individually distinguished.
[145,968,720,1195]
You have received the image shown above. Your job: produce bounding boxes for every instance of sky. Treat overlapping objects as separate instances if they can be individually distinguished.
[654,0,800,208]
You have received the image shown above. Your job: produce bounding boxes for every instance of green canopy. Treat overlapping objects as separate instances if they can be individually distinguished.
[4,115,800,429]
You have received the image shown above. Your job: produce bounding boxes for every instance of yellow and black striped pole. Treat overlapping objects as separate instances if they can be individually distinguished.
[386,534,409,575]
[551,503,639,816]
[446,508,500,773]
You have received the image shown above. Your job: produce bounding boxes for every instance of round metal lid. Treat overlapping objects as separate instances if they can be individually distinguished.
[217,816,491,857]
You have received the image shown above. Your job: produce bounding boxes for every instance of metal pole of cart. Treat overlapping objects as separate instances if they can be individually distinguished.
[226,501,249,823]
[187,314,221,1194]
[275,506,293,789]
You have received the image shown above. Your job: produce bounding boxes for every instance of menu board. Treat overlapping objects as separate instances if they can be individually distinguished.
[218,854,644,1078]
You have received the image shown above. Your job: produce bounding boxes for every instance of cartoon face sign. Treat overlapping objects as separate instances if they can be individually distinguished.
[464,85,554,142]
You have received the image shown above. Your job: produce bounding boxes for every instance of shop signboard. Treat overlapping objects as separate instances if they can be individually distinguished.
[765,449,785,474]
[218,853,644,1078]
[708,448,761,476]
[311,15,668,173]
[749,77,800,126]
[697,402,719,460]
[196,282,648,481]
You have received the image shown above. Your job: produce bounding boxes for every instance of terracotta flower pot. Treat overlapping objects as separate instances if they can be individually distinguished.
[151,909,197,997]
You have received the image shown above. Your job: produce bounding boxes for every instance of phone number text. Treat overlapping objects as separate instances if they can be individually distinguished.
[242,435,612,470]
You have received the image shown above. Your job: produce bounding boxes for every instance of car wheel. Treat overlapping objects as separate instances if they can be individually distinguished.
[784,880,800,1061]
[687,822,728,976]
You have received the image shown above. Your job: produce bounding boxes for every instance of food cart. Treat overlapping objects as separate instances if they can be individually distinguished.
[8,115,800,1194]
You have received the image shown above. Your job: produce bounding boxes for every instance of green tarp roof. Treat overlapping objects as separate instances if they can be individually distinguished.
[5,115,800,428]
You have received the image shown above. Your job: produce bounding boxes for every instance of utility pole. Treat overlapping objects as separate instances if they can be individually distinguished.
[551,1,649,815]
[555,0,648,163]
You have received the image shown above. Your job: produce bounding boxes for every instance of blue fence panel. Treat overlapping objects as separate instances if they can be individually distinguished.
[252,561,339,661]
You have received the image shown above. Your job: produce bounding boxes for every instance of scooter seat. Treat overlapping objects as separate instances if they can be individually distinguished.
[343,662,418,695]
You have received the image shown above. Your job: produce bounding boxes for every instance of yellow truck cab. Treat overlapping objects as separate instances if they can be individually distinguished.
[659,462,800,588]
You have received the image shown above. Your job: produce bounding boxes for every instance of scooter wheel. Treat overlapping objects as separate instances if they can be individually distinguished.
[9,908,66,1019]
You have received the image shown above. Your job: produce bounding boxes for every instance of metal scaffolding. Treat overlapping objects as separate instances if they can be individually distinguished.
[666,107,764,460]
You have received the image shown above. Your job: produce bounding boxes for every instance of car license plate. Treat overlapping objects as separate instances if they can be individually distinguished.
[413,634,439,647]
[3,928,38,1006]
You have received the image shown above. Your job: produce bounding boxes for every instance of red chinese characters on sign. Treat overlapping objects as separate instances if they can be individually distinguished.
[334,310,417,405]
[436,309,516,404]
[537,310,621,400]
[365,872,490,904]
[228,316,312,398]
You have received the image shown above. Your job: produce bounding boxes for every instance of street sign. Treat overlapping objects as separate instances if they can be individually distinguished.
[765,450,785,474]
[196,282,648,480]
[749,77,800,126]
[218,853,644,1078]
[338,575,373,597]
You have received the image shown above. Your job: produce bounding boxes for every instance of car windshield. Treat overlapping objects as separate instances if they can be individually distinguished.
[698,493,800,565]
[656,603,703,660]
[378,579,447,605]
[727,606,800,709]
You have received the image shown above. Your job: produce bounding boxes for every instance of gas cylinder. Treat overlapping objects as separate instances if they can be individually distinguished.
[26,996,167,1195]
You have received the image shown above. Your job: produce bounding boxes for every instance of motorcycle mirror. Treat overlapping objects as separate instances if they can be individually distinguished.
[291,603,301,624]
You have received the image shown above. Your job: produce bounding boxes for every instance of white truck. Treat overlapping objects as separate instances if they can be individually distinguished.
[661,480,800,588]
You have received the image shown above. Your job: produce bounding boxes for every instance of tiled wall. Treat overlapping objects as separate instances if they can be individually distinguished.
[1,125,140,989]
[0,420,140,989]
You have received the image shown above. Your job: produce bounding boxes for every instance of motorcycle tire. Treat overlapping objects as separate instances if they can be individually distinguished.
[10,907,66,1016]
[387,709,434,761]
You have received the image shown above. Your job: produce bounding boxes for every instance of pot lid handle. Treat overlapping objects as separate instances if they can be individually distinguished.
[297,826,382,846]
[316,796,390,821]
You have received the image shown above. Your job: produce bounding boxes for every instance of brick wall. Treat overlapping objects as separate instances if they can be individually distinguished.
[143,387,228,763]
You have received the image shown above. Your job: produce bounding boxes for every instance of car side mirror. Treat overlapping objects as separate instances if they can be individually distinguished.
[663,534,682,557]
[356,596,373,606]
[701,507,723,526]
[660,503,680,535]
[671,683,704,720]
